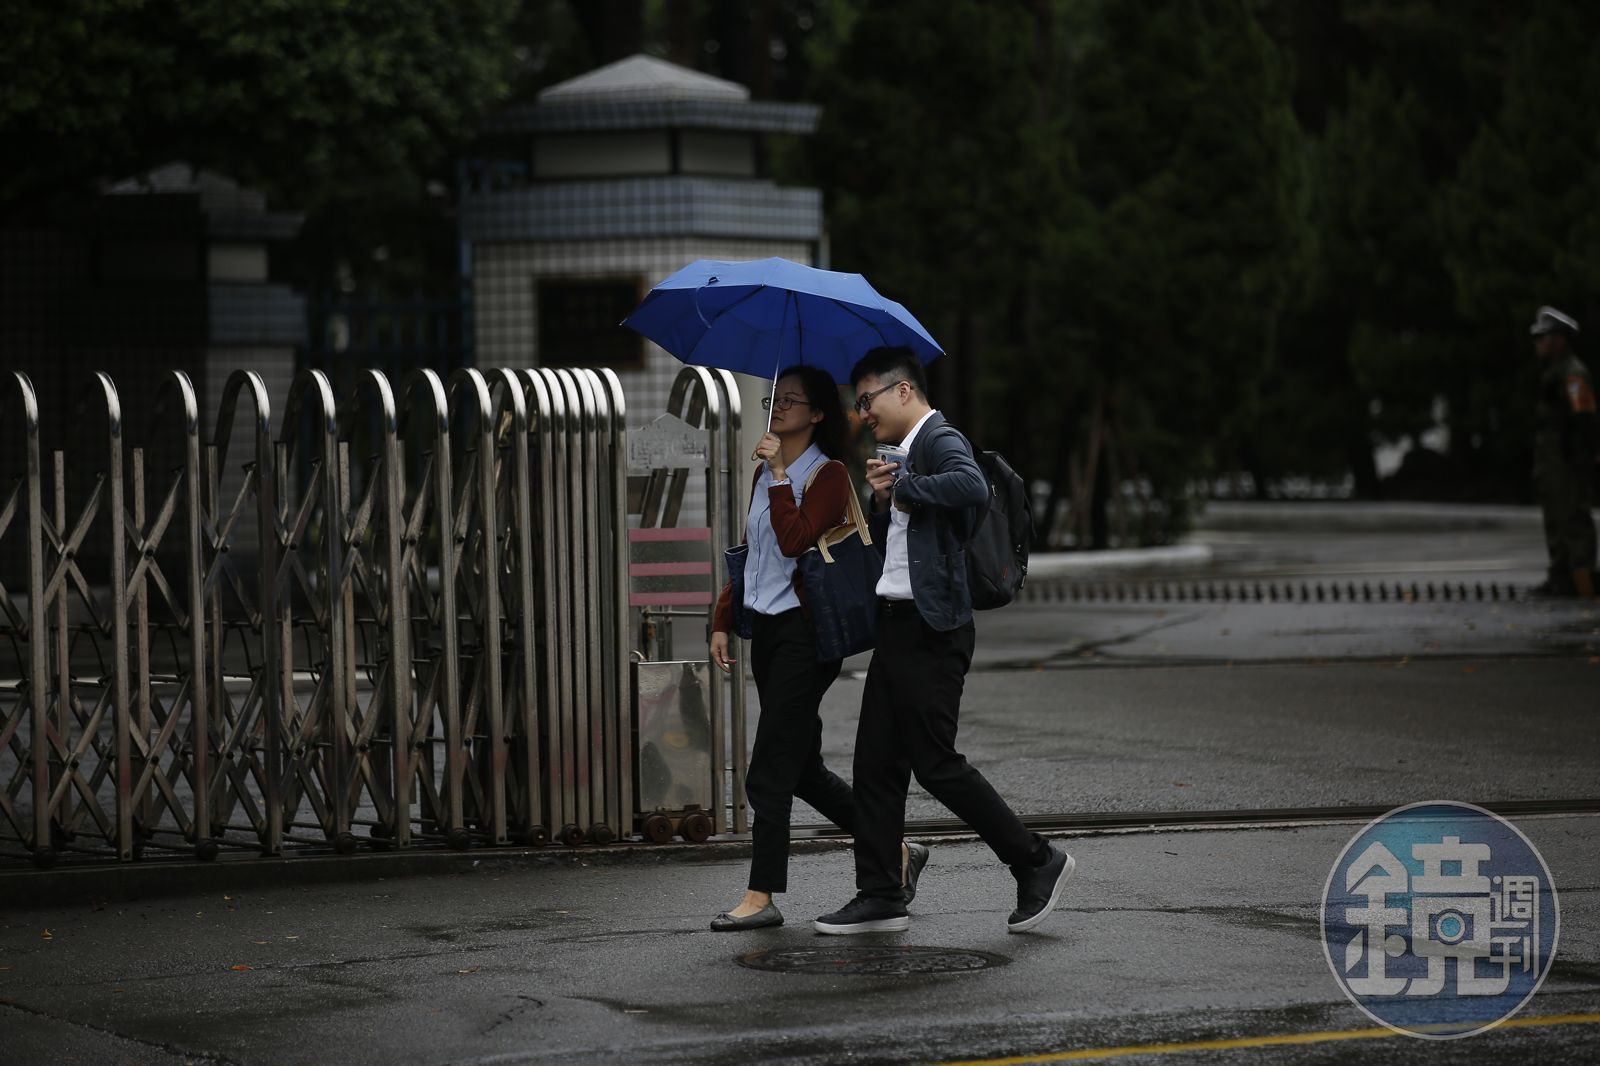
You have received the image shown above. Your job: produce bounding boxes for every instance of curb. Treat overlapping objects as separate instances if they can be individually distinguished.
[1028,544,1213,579]
[0,837,829,909]
[1192,501,1566,533]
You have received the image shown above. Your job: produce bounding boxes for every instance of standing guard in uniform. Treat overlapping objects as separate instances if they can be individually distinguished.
[1529,306,1597,597]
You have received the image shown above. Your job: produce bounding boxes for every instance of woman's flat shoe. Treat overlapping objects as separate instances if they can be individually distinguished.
[710,903,784,931]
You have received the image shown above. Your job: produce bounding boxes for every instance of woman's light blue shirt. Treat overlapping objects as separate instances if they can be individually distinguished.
[744,443,828,617]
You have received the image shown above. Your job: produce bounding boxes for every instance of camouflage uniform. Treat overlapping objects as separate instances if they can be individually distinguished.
[1533,347,1597,595]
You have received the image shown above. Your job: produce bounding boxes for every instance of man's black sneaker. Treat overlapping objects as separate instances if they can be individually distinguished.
[903,842,931,905]
[1008,846,1076,933]
[813,894,910,934]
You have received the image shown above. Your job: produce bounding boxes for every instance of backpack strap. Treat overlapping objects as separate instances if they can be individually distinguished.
[923,422,987,543]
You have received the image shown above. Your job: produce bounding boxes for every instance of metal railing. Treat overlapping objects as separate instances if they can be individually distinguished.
[0,364,675,866]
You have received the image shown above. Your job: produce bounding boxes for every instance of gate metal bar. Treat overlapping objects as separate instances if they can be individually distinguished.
[487,368,541,844]
[445,368,506,846]
[274,370,347,850]
[535,368,583,841]
[123,372,207,858]
[520,369,566,842]
[333,370,409,852]
[591,369,632,837]
[1,373,47,857]
[395,369,459,848]
[205,371,279,854]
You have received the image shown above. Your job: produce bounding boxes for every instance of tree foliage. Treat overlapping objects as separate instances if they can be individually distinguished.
[801,0,1600,526]
[810,0,1307,542]
[8,0,1597,521]
[1,0,520,211]
[1437,2,1600,497]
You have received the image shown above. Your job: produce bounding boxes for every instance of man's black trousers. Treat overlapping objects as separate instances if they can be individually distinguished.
[745,608,853,893]
[852,601,1045,900]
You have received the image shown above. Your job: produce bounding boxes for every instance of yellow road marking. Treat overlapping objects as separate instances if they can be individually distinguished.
[932,1012,1600,1065]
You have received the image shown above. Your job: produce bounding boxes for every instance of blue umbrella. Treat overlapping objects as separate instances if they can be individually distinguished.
[621,257,943,429]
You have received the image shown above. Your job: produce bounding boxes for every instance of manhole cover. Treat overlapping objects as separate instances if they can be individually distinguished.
[737,945,1008,976]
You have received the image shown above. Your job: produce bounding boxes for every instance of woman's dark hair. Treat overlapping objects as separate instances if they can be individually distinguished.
[778,364,849,460]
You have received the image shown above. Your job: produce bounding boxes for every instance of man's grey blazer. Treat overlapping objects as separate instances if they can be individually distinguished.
[867,412,987,632]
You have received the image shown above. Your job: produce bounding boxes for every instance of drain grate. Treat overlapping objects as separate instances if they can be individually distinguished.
[1020,578,1527,606]
[737,945,1009,976]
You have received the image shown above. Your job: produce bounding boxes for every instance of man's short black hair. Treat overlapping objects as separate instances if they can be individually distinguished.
[849,346,928,397]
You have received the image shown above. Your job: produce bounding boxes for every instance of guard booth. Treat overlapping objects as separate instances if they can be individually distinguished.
[627,367,748,842]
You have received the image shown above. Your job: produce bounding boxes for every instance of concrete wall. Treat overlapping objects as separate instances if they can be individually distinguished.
[534,132,672,178]
[679,131,756,177]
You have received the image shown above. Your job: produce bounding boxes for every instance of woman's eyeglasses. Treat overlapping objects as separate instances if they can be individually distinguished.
[761,396,813,412]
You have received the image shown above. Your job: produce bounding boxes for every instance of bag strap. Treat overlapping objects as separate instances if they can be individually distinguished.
[804,458,866,538]
[922,422,988,545]
[815,462,872,563]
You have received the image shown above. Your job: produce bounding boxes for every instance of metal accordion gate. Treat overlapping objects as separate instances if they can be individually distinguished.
[0,364,674,867]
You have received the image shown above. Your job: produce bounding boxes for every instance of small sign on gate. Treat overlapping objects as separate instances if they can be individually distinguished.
[627,413,709,473]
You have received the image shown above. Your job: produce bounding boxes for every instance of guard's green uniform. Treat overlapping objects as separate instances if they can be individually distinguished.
[1534,350,1597,591]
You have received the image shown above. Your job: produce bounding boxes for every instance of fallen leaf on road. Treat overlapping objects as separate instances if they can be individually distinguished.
[1462,666,1477,674]
[253,940,268,945]
[283,935,299,940]
[40,929,52,940]
[224,895,233,901]
[230,965,253,972]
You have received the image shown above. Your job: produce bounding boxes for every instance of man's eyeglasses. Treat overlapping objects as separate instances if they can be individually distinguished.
[853,380,905,415]
[761,396,812,412]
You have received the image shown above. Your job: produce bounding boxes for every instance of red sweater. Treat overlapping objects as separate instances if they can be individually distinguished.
[712,459,851,634]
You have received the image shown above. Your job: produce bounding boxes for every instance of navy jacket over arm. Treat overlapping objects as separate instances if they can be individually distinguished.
[867,413,987,631]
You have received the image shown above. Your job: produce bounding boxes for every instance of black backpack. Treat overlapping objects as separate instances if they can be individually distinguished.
[936,426,1033,609]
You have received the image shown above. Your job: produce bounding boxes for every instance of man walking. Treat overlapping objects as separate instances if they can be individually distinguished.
[813,347,1074,935]
[1529,306,1597,598]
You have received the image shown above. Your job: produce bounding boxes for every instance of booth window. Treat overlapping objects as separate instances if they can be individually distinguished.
[538,278,642,369]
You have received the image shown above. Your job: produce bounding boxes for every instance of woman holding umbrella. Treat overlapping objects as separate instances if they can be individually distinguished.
[707,365,926,930]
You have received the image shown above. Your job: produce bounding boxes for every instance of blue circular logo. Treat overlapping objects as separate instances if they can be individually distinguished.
[1321,801,1560,1039]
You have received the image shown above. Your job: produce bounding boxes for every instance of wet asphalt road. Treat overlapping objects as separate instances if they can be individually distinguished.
[3,516,1598,1065]
[2,816,1595,1065]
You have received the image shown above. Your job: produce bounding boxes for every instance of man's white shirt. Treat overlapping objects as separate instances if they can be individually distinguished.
[875,409,937,600]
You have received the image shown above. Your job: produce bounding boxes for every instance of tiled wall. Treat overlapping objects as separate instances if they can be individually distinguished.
[473,236,813,429]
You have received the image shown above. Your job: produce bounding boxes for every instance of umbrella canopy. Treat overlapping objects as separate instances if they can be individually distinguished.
[621,257,943,384]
